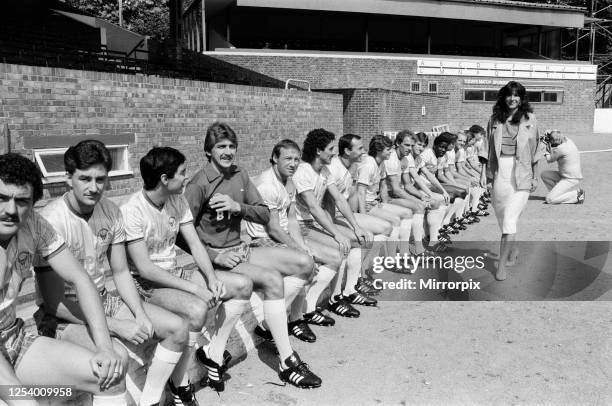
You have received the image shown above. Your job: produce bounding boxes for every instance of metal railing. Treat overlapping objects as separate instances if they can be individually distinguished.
[285,79,311,91]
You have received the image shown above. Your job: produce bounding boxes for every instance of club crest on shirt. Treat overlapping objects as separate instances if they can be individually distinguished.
[97,228,110,242]
[168,217,177,229]
[16,251,32,274]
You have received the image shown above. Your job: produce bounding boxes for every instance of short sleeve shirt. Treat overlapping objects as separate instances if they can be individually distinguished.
[121,191,193,275]
[1,212,64,330]
[456,148,466,163]
[326,157,354,200]
[293,162,333,221]
[245,167,295,238]
[385,151,410,190]
[37,195,125,298]
[445,150,456,169]
[356,155,386,203]
[419,148,441,174]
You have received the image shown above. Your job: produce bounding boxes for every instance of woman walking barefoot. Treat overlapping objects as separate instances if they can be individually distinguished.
[479,81,544,281]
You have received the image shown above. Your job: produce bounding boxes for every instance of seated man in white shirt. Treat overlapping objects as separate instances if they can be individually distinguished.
[541,130,585,204]
[328,133,392,293]
[122,147,254,396]
[294,129,376,318]
[245,139,330,343]
[419,133,468,235]
[35,140,190,406]
[0,153,127,406]
[354,135,414,258]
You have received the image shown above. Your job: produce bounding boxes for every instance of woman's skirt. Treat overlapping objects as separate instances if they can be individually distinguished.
[492,156,529,234]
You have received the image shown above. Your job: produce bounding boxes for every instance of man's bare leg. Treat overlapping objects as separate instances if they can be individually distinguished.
[17,337,128,405]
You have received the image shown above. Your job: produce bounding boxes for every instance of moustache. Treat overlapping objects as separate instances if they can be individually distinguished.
[0,216,19,223]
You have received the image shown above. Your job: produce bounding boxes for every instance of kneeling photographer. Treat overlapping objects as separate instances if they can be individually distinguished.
[540,129,584,204]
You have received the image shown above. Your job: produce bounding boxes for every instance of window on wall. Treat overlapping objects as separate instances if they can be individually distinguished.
[410,81,421,93]
[34,145,132,182]
[428,81,438,93]
[463,89,563,104]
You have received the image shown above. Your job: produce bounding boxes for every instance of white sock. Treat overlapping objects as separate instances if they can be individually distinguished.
[139,345,182,406]
[454,198,466,219]
[411,213,425,253]
[362,234,388,274]
[283,276,307,310]
[330,258,347,299]
[342,248,362,296]
[289,288,306,322]
[428,206,446,241]
[470,187,484,211]
[305,265,336,312]
[92,392,127,406]
[171,331,199,387]
[390,226,400,239]
[206,299,248,365]
[399,218,412,254]
[249,292,265,324]
[263,299,293,360]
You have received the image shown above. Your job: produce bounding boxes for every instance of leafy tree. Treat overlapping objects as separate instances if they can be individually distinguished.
[59,0,169,40]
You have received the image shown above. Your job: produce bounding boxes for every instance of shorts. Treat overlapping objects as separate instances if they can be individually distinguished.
[133,267,197,301]
[35,289,126,338]
[298,220,326,237]
[209,242,252,270]
[249,237,288,249]
[1,318,39,368]
[366,200,383,213]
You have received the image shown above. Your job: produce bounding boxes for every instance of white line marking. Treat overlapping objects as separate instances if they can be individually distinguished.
[579,149,612,153]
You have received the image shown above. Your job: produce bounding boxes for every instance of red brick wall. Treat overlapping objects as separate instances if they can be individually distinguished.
[212,53,595,136]
[0,63,343,201]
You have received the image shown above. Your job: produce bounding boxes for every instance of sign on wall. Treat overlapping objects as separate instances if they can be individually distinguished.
[417,58,597,80]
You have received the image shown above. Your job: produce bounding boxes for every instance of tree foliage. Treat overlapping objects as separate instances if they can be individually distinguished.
[58,0,169,40]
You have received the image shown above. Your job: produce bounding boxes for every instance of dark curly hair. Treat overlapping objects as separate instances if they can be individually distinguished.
[368,134,393,157]
[492,81,533,125]
[139,147,186,190]
[301,128,335,163]
[0,153,43,203]
[64,140,112,174]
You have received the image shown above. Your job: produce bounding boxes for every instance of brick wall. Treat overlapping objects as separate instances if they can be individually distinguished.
[0,63,343,202]
[212,53,596,137]
[325,88,450,142]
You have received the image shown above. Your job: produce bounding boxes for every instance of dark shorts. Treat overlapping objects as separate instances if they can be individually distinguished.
[1,318,39,369]
[249,237,288,249]
[36,290,126,338]
[133,267,197,301]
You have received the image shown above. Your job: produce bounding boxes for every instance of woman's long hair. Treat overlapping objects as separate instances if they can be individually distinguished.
[492,81,533,125]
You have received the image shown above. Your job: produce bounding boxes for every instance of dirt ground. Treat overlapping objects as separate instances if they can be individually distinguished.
[194,134,612,406]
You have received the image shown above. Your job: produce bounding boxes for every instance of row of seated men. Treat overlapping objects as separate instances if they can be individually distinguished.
[0,123,491,406]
